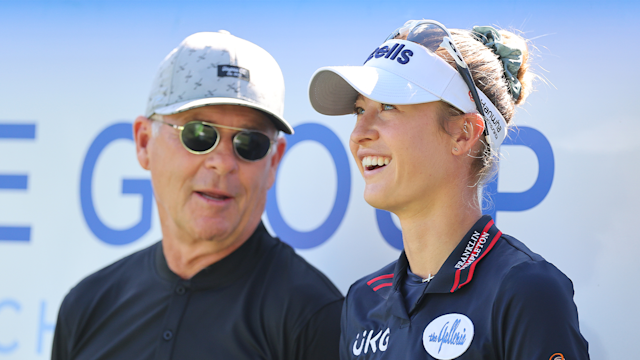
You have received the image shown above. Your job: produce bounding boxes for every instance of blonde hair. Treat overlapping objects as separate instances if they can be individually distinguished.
[436,28,536,187]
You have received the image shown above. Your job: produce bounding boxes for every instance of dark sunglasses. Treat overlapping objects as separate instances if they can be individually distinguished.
[151,117,276,161]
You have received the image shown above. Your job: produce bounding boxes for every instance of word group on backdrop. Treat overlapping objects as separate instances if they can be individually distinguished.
[0,121,554,249]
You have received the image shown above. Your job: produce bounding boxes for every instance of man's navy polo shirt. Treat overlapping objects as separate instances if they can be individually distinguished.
[340,216,589,359]
[52,223,344,360]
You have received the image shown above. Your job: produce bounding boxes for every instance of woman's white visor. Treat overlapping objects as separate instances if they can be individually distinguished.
[308,39,507,149]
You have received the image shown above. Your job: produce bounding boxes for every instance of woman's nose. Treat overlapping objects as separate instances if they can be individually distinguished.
[350,110,379,145]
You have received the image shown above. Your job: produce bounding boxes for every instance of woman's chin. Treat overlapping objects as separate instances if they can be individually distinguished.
[364,189,394,212]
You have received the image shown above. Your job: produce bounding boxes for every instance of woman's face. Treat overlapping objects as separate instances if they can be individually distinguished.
[350,95,456,216]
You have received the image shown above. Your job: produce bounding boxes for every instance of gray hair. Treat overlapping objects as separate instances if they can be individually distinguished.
[149,114,163,137]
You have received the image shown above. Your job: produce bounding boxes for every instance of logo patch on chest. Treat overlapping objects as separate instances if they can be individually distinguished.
[422,313,474,359]
[352,328,390,356]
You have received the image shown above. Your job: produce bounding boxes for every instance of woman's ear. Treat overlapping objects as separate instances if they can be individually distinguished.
[449,113,485,155]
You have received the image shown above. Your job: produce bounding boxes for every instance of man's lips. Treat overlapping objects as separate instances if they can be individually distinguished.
[195,190,233,202]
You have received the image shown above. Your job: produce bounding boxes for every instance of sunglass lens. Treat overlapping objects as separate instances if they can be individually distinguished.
[182,122,218,153]
[234,132,271,161]
[406,23,448,53]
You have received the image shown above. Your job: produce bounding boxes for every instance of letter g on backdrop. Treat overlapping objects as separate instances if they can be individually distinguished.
[80,123,154,245]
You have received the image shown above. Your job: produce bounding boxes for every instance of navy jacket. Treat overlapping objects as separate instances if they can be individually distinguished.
[340,216,589,359]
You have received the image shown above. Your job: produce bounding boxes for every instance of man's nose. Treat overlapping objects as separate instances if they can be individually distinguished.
[203,136,239,174]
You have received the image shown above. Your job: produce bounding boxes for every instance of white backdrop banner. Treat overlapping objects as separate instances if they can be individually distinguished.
[0,1,638,359]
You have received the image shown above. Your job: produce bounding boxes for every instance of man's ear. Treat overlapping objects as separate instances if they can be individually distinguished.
[266,136,287,189]
[133,116,153,170]
[449,113,485,156]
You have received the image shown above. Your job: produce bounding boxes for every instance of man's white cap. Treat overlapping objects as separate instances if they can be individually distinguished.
[146,31,293,134]
[308,39,506,149]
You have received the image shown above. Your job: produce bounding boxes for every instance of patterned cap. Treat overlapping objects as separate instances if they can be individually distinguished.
[146,31,293,134]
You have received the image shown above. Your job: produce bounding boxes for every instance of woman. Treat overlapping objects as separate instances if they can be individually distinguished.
[308,20,589,359]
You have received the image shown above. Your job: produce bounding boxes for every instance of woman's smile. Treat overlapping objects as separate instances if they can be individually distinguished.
[362,155,391,171]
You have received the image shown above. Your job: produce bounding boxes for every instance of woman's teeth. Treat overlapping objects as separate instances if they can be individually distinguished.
[362,156,390,170]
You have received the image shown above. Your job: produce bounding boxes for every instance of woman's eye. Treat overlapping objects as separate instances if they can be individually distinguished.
[354,106,365,115]
[382,104,396,111]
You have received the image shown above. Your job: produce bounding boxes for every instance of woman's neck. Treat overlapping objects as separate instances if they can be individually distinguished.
[397,189,481,280]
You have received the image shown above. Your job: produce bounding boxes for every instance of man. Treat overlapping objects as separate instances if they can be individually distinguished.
[52,31,343,360]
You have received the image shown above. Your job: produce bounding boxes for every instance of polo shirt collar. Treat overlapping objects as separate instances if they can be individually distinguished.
[387,215,502,317]
[154,222,275,289]
[425,215,502,294]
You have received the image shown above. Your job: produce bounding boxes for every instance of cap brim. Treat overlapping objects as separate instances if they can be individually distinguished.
[309,66,441,116]
[152,97,294,135]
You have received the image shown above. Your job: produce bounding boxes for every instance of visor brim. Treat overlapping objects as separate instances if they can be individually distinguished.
[309,66,441,116]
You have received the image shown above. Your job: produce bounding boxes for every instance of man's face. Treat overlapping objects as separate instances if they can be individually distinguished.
[134,105,285,248]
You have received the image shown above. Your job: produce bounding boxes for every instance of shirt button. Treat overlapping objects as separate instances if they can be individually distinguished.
[163,330,173,341]
[175,286,186,295]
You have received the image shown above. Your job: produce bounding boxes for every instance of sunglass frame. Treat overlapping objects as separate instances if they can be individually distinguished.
[150,118,276,162]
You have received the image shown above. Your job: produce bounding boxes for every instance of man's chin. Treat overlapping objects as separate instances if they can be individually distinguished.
[185,218,236,242]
